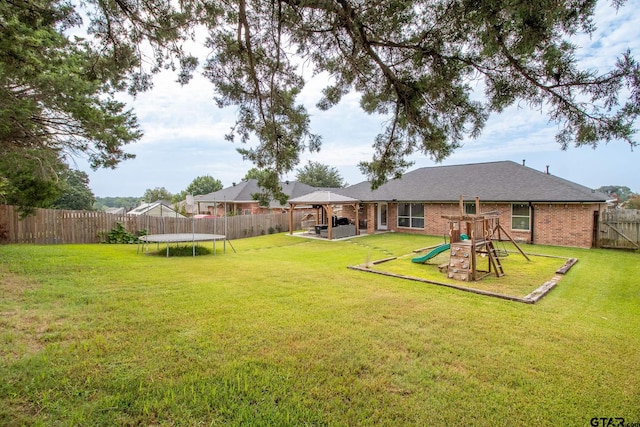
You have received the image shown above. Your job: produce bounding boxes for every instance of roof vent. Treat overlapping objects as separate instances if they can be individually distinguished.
[546,165,549,174]
[522,159,526,166]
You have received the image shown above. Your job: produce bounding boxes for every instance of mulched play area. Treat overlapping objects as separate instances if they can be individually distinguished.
[349,245,578,304]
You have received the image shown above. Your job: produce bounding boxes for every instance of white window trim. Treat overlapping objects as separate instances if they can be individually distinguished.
[511,203,531,231]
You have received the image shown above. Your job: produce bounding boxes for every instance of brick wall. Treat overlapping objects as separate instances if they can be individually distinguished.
[532,203,599,248]
[340,205,357,222]
[366,203,376,234]
[362,201,602,248]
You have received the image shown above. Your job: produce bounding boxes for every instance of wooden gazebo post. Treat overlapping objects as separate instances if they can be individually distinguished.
[327,204,334,240]
[354,203,360,236]
[288,202,295,235]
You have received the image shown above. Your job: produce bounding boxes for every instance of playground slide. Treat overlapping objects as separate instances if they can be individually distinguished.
[411,243,450,263]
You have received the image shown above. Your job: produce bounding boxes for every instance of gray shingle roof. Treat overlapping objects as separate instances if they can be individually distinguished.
[194,179,318,208]
[288,190,359,204]
[338,161,608,203]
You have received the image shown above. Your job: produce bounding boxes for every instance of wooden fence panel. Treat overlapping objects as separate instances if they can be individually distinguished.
[0,205,305,244]
[598,209,640,249]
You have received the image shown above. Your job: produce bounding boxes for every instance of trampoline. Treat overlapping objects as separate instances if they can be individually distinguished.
[139,233,227,257]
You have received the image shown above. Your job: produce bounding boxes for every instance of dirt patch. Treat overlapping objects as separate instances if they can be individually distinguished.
[0,271,50,361]
[0,268,38,301]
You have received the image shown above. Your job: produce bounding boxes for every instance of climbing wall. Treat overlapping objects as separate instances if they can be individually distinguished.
[448,242,472,281]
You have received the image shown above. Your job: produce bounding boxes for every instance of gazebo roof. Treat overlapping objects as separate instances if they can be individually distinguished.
[288,190,359,205]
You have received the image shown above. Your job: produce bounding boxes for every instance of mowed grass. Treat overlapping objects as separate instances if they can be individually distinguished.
[0,233,639,426]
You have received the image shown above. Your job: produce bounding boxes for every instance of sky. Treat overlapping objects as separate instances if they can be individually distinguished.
[79,1,640,197]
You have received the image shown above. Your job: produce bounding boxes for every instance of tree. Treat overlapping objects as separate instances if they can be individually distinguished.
[200,0,640,189]
[296,161,346,188]
[187,175,223,195]
[0,149,63,217]
[597,186,634,205]
[52,170,96,211]
[240,167,289,206]
[7,0,638,204]
[622,194,640,209]
[243,168,271,182]
[0,149,94,213]
[94,197,141,211]
[1,0,143,212]
[173,175,223,202]
[143,187,172,203]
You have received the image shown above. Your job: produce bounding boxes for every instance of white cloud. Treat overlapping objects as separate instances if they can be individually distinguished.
[85,2,640,196]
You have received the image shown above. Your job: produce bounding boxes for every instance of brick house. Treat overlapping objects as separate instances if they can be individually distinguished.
[338,161,609,248]
[192,179,318,216]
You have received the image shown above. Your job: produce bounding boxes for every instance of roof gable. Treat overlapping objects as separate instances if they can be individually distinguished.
[128,201,184,217]
[195,180,320,206]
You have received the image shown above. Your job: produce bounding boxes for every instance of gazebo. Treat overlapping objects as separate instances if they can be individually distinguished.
[288,191,360,240]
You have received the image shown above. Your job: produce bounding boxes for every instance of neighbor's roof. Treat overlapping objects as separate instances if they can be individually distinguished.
[127,201,185,217]
[105,207,126,215]
[288,190,359,205]
[128,201,173,214]
[194,179,318,208]
[338,161,608,203]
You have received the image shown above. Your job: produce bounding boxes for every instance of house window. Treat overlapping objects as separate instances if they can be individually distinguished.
[465,203,476,215]
[512,203,530,231]
[398,203,424,229]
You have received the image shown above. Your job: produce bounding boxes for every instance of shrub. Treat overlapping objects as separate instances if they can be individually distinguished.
[100,222,144,244]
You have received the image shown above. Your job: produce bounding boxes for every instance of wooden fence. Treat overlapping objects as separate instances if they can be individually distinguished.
[597,209,640,249]
[0,205,306,244]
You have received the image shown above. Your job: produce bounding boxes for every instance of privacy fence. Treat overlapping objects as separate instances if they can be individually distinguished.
[597,209,640,250]
[0,205,305,244]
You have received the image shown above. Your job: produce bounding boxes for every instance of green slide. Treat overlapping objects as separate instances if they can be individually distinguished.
[411,243,451,263]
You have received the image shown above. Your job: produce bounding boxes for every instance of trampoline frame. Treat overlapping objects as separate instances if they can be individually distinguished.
[138,233,227,257]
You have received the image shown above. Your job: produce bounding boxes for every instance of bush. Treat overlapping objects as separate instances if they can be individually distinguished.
[100,222,145,244]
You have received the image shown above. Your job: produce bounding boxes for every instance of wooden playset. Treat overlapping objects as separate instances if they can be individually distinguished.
[442,196,529,282]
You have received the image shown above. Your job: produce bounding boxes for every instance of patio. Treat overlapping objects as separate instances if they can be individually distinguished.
[288,190,361,240]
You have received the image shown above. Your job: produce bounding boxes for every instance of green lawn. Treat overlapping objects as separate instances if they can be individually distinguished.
[1,233,639,426]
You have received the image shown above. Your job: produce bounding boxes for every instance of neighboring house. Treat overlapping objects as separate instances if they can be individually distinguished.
[337,161,608,249]
[105,207,126,215]
[192,179,319,216]
[127,201,185,218]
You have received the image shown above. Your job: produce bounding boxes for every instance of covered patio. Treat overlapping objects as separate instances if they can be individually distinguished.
[288,191,361,240]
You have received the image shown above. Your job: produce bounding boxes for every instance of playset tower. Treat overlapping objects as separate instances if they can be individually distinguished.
[442,196,529,281]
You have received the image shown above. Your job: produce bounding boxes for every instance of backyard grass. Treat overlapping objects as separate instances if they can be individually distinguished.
[0,233,639,426]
